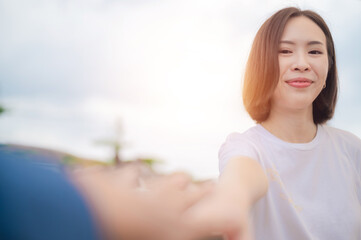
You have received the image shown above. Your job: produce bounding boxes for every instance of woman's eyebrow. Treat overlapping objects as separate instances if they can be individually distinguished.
[279,40,324,45]
[279,40,295,45]
[307,40,324,46]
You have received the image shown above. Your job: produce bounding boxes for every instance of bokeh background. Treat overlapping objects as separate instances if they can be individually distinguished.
[1,0,360,179]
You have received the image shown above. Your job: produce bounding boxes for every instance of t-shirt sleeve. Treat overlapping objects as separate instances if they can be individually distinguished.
[218,132,260,174]
[347,132,361,177]
[331,127,361,177]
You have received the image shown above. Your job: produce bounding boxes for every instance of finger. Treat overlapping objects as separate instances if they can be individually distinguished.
[143,172,192,192]
[111,165,141,188]
[227,219,253,240]
[182,203,242,240]
[167,172,193,189]
[179,182,215,210]
[239,223,253,240]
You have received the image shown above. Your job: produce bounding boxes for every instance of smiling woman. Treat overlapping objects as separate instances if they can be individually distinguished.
[274,16,330,117]
[242,8,337,125]
[193,7,361,240]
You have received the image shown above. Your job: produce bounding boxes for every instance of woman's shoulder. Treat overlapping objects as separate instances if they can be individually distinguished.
[224,125,263,143]
[321,124,361,148]
[219,125,263,172]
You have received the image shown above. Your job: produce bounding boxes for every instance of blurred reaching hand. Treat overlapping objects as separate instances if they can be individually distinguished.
[72,166,233,240]
[183,186,254,240]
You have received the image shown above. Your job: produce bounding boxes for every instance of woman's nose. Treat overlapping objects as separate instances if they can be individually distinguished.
[292,53,310,72]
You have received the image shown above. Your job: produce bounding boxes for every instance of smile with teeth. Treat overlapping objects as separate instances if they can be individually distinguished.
[286,78,313,88]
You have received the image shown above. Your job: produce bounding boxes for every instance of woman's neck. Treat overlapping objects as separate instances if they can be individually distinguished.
[260,106,317,143]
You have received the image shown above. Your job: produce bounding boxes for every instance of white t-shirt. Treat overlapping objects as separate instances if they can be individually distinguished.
[218,124,361,240]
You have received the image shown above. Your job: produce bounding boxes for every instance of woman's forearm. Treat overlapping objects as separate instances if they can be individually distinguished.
[218,156,269,208]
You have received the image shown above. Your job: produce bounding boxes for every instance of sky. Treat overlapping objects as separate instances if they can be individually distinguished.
[0,0,361,179]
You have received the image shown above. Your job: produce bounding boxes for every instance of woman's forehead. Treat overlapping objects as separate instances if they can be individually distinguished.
[280,16,326,45]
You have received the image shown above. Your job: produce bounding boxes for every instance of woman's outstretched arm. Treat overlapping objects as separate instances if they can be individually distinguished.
[219,156,269,206]
[185,156,268,240]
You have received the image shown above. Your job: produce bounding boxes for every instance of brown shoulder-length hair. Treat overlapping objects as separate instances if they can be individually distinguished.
[243,7,338,124]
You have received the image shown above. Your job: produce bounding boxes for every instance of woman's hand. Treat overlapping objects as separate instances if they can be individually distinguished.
[183,186,254,240]
[132,172,215,240]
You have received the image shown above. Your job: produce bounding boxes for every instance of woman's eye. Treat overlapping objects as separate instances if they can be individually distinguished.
[309,50,323,55]
[279,50,292,54]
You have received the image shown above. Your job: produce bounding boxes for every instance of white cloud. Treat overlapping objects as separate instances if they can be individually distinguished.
[1,0,361,178]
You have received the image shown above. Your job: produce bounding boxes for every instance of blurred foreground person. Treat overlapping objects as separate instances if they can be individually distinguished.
[0,146,234,240]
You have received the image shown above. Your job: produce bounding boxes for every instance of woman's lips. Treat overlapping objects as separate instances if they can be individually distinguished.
[285,78,313,88]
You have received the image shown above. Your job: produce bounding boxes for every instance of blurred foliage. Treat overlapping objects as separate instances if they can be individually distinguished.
[62,155,109,166]
[94,139,123,165]
[138,158,163,167]
[0,105,5,115]
[61,154,162,171]
[95,119,124,165]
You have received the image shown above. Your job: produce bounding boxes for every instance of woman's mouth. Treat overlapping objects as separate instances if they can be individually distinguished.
[285,78,313,88]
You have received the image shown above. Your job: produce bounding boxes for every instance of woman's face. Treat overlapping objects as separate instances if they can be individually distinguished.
[271,16,329,112]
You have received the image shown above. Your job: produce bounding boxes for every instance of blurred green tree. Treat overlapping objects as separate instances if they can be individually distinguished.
[0,105,5,115]
[94,119,124,165]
